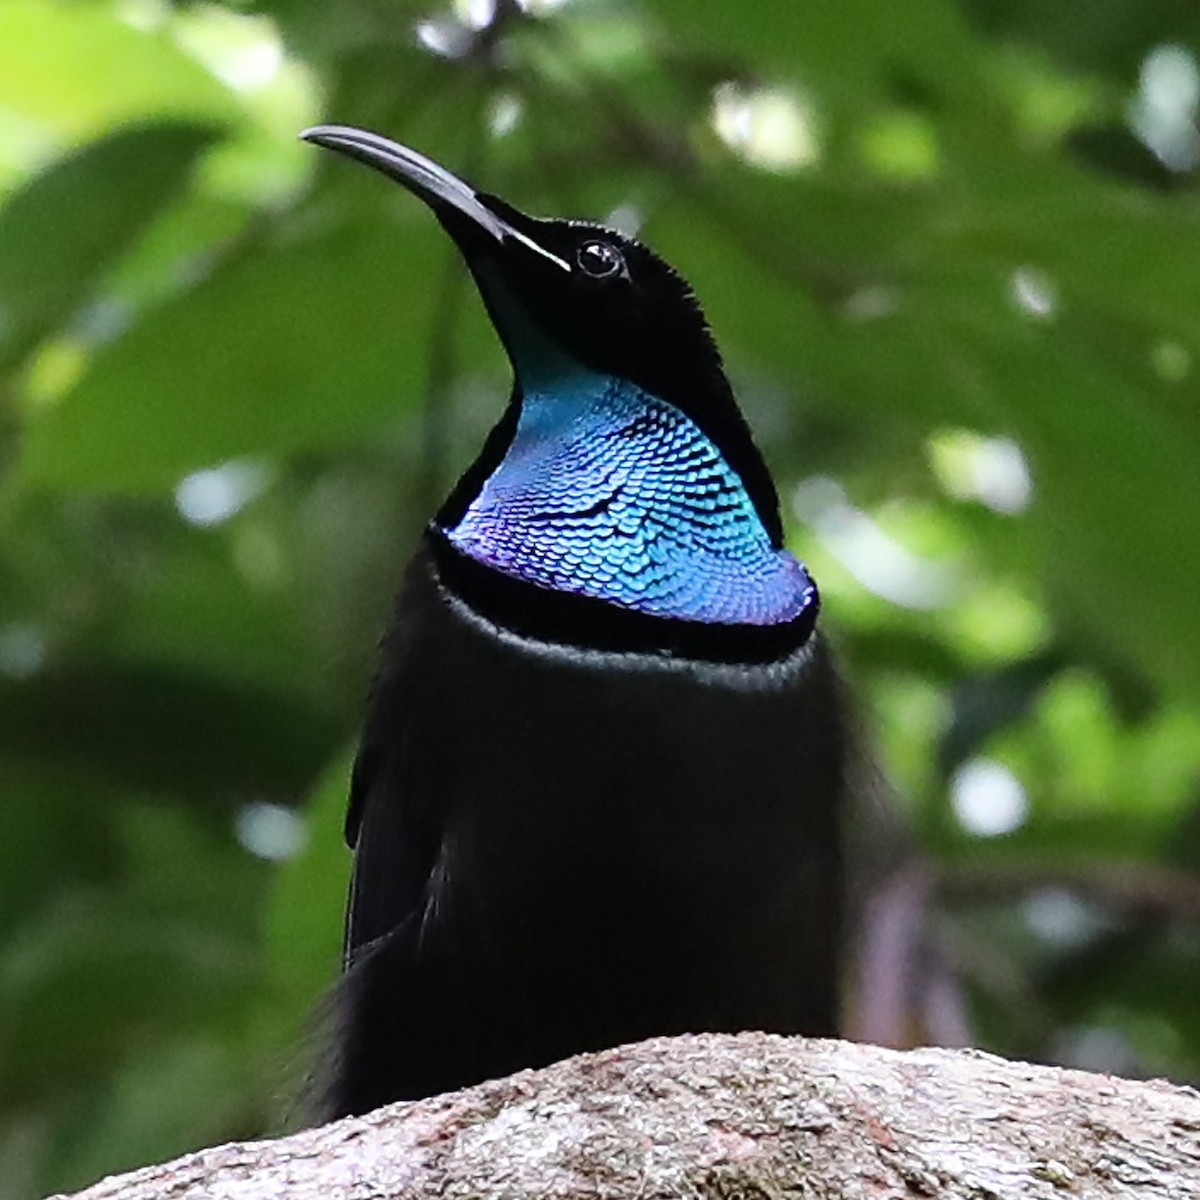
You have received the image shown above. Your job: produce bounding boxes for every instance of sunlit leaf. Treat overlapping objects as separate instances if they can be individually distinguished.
[0,0,237,142]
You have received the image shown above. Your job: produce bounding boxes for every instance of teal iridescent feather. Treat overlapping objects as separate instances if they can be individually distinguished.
[446,371,815,625]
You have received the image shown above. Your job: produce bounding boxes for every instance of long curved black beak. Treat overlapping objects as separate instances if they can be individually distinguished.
[300,125,570,272]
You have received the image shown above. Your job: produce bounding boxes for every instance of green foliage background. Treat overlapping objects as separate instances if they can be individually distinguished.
[2,0,1200,1194]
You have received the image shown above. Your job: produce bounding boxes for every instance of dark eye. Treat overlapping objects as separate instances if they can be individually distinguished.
[576,239,624,278]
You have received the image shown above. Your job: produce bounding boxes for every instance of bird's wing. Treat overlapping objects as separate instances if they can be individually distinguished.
[342,545,448,967]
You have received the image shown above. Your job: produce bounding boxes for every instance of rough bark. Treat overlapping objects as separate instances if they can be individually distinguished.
[51,1033,1200,1200]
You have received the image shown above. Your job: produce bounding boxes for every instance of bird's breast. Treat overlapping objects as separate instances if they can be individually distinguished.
[397,541,843,1014]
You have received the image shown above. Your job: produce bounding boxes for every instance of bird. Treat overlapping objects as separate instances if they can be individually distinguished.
[300,125,849,1120]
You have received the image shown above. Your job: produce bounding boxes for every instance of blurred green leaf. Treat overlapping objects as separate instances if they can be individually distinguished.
[652,0,984,100]
[18,213,460,492]
[0,664,339,805]
[0,0,238,141]
[0,122,221,374]
[962,0,1200,77]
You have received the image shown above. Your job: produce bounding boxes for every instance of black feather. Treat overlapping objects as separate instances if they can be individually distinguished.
[321,540,846,1117]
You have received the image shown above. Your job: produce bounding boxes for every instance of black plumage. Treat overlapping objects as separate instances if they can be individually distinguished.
[301,127,849,1119]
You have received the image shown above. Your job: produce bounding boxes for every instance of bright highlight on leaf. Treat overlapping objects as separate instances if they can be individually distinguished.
[712,82,820,171]
[1151,339,1191,382]
[1010,266,1056,320]
[235,800,307,861]
[1024,888,1108,948]
[951,757,1029,837]
[927,430,1033,515]
[0,623,46,679]
[172,5,285,93]
[1130,43,1200,172]
[792,476,956,610]
[488,93,523,138]
[453,0,496,31]
[175,462,268,526]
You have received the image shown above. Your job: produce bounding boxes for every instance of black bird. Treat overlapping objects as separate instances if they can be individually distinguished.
[301,126,848,1120]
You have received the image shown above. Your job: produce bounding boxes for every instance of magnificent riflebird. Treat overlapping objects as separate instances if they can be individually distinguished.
[301,126,848,1120]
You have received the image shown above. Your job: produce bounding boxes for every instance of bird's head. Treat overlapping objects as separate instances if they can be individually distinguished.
[300,125,783,544]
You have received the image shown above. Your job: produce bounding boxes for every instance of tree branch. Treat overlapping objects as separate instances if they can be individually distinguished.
[51,1033,1200,1200]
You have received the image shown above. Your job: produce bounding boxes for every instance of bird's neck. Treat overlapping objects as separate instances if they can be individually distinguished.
[441,368,814,627]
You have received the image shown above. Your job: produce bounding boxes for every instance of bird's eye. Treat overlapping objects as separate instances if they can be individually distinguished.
[576,240,624,279]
